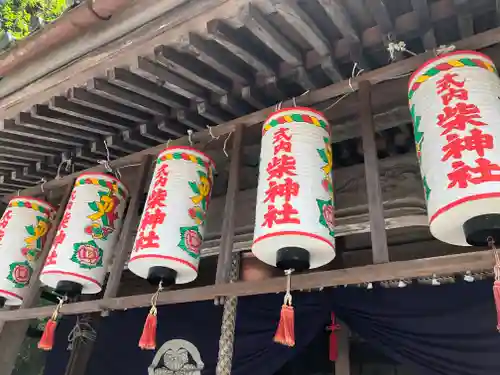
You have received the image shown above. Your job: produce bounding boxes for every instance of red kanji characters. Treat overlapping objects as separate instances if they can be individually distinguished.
[52,230,66,249]
[266,154,297,180]
[264,178,300,204]
[0,229,4,242]
[448,158,500,188]
[45,251,58,266]
[59,211,72,230]
[146,189,167,210]
[139,207,166,232]
[134,230,160,251]
[437,102,487,135]
[273,128,292,154]
[154,164,169,189]
[0,210,12,229]
[262,202,300,228]
[441,129,494,161]
[436,73,468,105]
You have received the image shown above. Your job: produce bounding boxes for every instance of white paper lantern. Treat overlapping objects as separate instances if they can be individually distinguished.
[128,146,215,284]
[409,50,500,246]
[252,107,336,270]
[0,197,55,306]
[40,173,129,295]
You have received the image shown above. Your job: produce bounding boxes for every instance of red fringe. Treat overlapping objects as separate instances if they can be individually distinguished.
[328,312,340,361]
[274,304,295,347]
[38,319,57,351]
[493,281,500,331]
[139,313,157,350]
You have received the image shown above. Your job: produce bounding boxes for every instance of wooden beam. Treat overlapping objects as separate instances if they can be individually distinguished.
[366,0,394,35]
[411,0,437,50]
[453,0,474,39]
[103,157,152,301]
[0,181,74,375]
[359,81,389,264]
[2,119,84,147]
[215,126,242,284]
[0,250,493,322]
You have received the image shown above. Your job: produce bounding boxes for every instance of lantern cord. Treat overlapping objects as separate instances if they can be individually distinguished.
[38,296,67,351]
[434,44,456,56]
[39,178,47,193]
[187,129,194,146]
[387,40,417,61]
[322,62,364,113]
[488,237,500,331]
[291,90,310,108]
[274,269,295,347]
[207,125,220,140]
[223,131,234,158]
[55,158,72,180]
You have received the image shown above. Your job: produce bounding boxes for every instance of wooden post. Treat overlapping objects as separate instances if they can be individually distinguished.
[335,320,351,375]
[0,181,75,375]
[103,156,152,301]
[359,80,389,264]
[215,127,243,286]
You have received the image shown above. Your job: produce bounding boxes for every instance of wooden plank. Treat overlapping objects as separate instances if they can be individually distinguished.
[0,181,74,375]
[215,126,242,284]
[366,0,394,35]
[453,0,474,38]
[2,119,84,147]
[103,156,152,300]
[359,81,389,264]
[411,0,437,50]
[335,321,351,375]
[0,250,493,321]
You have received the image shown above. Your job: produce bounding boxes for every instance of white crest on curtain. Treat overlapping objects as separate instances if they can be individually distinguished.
[148,339,205,375]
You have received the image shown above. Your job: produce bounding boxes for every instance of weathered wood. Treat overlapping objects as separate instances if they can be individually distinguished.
[0,249,492,322]
[63,314,100,375]
[0,181,74,375]
[335,320,351,375]
[103,156,152,300]
[411,0,437,50]
[215,127,242,285]
[359,81,389,264]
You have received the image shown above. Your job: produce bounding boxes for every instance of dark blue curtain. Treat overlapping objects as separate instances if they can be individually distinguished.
[44,279,500,375]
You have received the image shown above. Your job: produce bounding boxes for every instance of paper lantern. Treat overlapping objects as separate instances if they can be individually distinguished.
[40,173,129,295]
[0,197,55,306]
[128,146,215,285]
[409,50,500,246]
[252,107,336,271]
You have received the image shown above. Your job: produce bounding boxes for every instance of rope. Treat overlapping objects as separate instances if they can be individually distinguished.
[67,314,97,351]
[215,253,240,375]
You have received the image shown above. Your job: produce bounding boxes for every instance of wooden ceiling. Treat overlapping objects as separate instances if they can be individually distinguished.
[0,0,498,195]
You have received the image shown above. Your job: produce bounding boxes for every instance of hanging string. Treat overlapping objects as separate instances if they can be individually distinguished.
[274,269,295,347]
[55,158,72,180]
[67,314,97,351]
[38,296,67,351]
[207,125,220,140]
[387,40,417,62]
[187,129,194,146]
[434,44,456,56]
[322,62,364,113]
[488,236,500,331]
[39,178,47,193]
[223,131,234,158]
[139,281,163,350]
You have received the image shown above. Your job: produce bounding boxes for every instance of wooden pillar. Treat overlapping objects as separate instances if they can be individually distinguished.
[0,181,75,375]
[63,156,152,375]
[359,80,389,264]
[215,126,243,286]
[335,320,351,375]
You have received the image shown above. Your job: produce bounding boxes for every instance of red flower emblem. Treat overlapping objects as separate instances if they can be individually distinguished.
[13,264,30,284]
[76,244,101,267]
[322,203,335,230]
[184,229,201,254]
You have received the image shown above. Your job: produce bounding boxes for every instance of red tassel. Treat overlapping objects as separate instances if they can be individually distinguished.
[139,312,157,350]
[274,304,295,347]
[493,280,500,331]
[327,312,340,361]
[38,319,57,351]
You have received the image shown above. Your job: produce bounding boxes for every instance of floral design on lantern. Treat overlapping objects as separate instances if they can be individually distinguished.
[189,171,211,211]
[86,183,119,239]
[188,206,205,225]
[178,226,202,259]
[70,240,104,270]
[316,199,335,237]
[317,137,333,193]
[7,261,32,288]
[21,216,50,262]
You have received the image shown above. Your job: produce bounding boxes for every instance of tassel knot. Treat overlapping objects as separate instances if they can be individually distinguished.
[139,281,163,350]
[274,269,295,347]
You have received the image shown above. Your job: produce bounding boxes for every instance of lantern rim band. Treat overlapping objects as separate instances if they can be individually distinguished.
[40,270,102,288]
[263,106,327,125]
[409,50,494,89]
[158,146,216,171]
[429,192,500,226]
[9,196,56,213]
[0,289,23,301]
[77,172,129,197]
[128,254,197,272]
[253,231,335,250]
